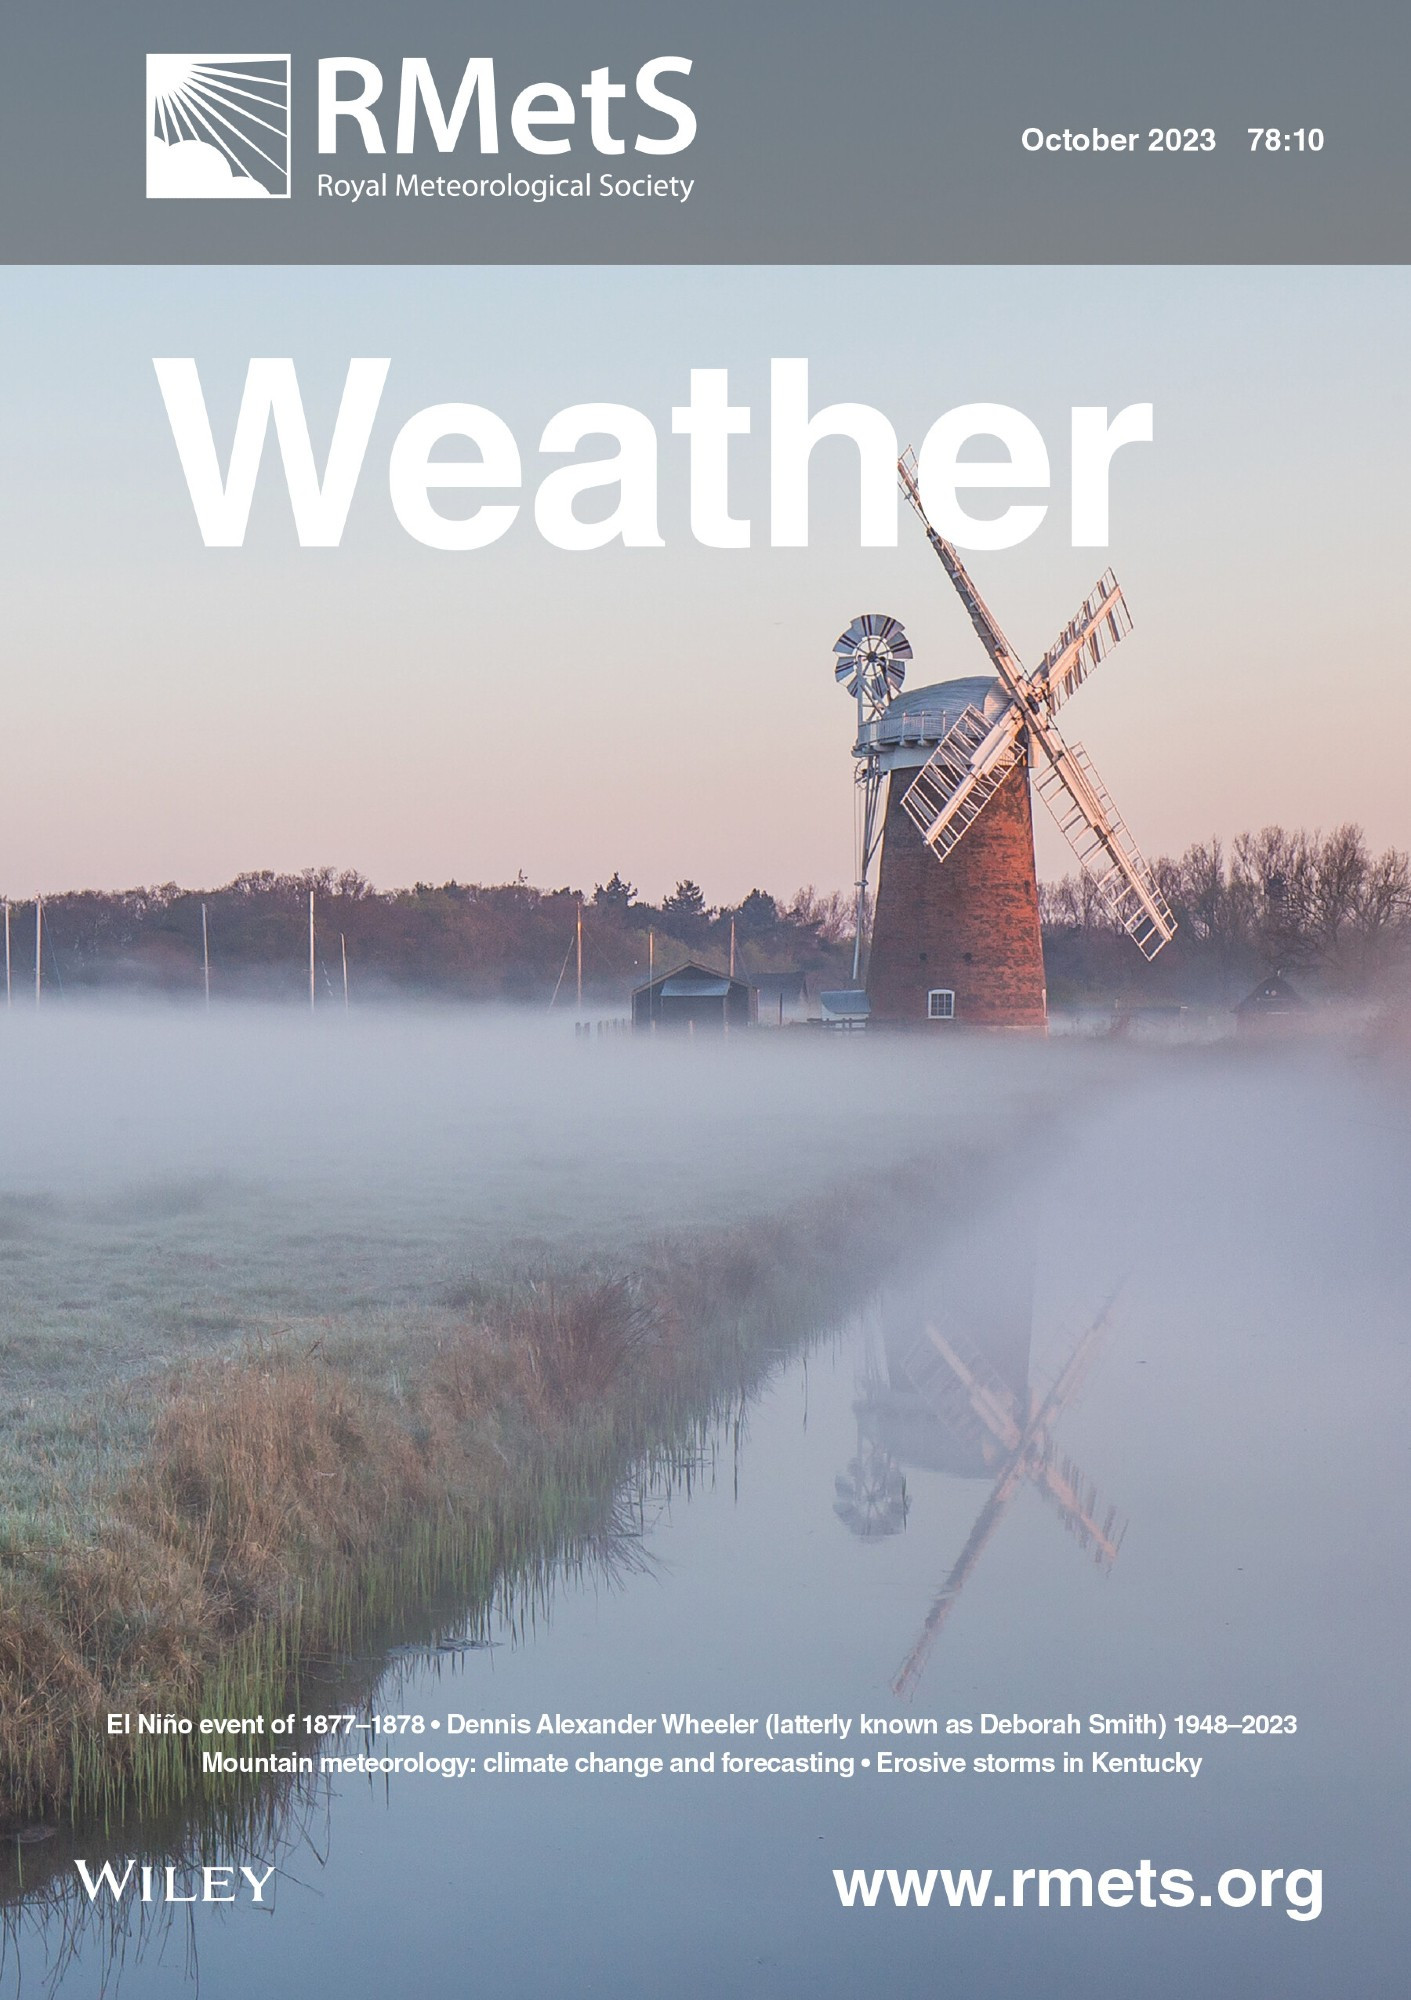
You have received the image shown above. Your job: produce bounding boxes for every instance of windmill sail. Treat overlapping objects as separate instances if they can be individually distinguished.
[1030,736,1175,958]
[1029,571,1132,715]
[896,448,1176,960]
[898,452,1027,692]
[902,1320,1023,1451]
[1035,1447,1126,1564]
[891,1458,1028,1700]
[900,704,1024,860]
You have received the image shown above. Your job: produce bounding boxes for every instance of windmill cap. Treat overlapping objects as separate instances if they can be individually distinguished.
[856,674,1001,767]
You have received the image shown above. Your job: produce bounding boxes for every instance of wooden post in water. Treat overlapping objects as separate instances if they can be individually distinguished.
[201,902,210,1008]
[34,897,42,1006]
[341,932,349,1009]
[729,915,736,978]
[3,902,10,1008]
[576,897,583,1013]
[308,890,316,1014]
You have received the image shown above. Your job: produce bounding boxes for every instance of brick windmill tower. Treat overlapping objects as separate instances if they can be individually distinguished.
[838,452,1175,1029]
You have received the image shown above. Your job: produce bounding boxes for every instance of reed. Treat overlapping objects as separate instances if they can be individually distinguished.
[0,1160,957,1839]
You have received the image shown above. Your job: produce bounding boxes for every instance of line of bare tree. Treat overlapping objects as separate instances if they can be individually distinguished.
[0,871,856,1003]
[1040,823,1411,1003]
[4,825,1404,1007]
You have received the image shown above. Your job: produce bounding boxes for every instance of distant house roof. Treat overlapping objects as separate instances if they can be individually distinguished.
[660,972,732,999]
[820,989,870,1017]
[631,959,751,1001]
[1237,971,1308,1014]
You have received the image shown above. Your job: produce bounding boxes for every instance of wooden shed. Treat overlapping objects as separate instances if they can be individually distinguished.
[632,961,755,1032]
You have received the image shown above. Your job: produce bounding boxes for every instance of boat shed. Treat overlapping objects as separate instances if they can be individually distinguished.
[1236,970,1308,1037]
[632,961,755,1032]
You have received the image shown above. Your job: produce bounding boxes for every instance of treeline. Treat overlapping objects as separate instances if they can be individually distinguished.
[1042,824,1411,1004]
[1,870,855,1003]
[5,824,1406,1008]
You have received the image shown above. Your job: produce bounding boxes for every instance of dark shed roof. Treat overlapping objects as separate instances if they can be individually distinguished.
[632,959,751,1002]
[660,972,732,999]
[1237,971,1308,1014]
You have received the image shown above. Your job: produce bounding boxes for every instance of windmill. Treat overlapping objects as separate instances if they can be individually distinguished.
[833,614,913,981]
[889,1289,1126,1701]
[843,453,1175,1027]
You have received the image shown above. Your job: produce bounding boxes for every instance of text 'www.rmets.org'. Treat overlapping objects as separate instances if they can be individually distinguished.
[833,1863,1322,1920]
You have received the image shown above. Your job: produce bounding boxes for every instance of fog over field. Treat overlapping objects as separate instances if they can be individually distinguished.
[0,1004,1406,1524]
[0,1007,1043,1504]
[2,1004,1409,2000]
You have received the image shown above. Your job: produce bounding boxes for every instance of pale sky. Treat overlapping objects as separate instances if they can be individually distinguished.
[1,265,1407,902]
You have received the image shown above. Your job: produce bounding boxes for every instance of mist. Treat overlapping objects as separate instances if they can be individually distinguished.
[1,1000,1404,1448]
[2,1001,1408,2000]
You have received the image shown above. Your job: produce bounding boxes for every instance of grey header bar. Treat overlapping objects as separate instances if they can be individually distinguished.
[3,0,1407,262]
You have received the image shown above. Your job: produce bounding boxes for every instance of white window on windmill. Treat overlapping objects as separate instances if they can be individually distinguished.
[927,988,955,1021]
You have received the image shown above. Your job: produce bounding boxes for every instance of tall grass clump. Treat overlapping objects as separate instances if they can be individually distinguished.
[0,1156,968,1841]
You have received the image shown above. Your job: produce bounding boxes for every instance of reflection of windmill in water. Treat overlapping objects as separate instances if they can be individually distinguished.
[837,1243,1125,1699]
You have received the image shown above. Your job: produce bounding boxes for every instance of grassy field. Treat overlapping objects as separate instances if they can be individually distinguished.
[0,1005,1111,1827]
[0,1008,1096,1519]
[1,1000,1406,1846]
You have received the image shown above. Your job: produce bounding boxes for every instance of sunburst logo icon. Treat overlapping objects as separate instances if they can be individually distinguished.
[146,55,291,199]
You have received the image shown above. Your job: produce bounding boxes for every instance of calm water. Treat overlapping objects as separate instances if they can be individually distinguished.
[4,1053,1408,1996]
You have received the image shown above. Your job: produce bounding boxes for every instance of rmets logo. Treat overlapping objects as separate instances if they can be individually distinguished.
[146,55,291,199]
